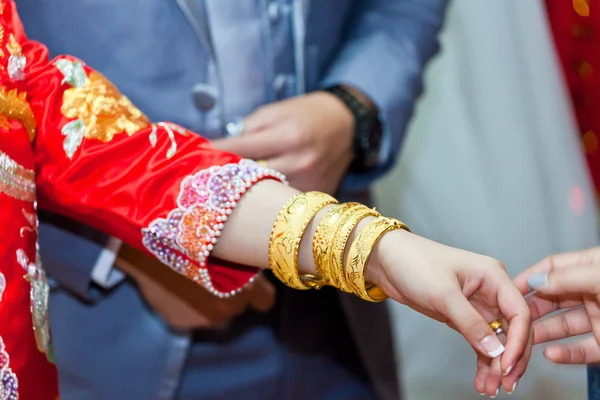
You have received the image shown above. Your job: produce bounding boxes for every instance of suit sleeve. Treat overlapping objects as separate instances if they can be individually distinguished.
[5,1,286,297]
[320,0,449,191]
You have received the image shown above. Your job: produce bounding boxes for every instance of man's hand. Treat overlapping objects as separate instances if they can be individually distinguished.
[212,91,355,194]
[116,244,275,331]
[514,247,600,364]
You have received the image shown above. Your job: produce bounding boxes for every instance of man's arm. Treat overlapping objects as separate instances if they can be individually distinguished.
[320,0,449,192]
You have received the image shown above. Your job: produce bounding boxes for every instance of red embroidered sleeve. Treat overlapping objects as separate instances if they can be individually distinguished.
[3,0,286,296]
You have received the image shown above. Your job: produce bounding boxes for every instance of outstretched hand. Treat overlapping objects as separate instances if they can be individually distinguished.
[372,230,531,396]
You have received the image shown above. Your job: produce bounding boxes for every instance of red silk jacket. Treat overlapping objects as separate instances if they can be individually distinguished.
[0,1,285,398]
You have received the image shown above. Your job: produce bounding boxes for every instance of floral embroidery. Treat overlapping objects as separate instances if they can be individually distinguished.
[55,59,150,158]
[142,160,287,297]
[0,87,36,141]
[60,119,85,160]
[0,337,18,400]
[0,150,35,202]
[17,206,52,361]
[6,34,24,81]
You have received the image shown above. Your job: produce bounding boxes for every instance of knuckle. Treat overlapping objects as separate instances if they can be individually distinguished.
[560,314,571,336]
[576,342,587,363]
[287,129,306,147]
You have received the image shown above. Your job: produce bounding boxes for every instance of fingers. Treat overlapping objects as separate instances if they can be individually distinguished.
[484,357,503,398]
[501,327,532,395]
[442,291,506,361]
[243,104,286,133]
[528,264,600,296]
[532,307,591,344]
[494,274,532,375]
[526,293,583,321]
[514,248,600,294]
[210,128,286,160]
[544,335,600,364]
[474,354,491,395]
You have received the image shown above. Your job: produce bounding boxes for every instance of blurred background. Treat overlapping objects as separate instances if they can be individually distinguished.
[375,0,599,399]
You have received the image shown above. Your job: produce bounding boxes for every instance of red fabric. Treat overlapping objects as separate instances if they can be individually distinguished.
[545,0,600,194]
[0,0,281,397]
[0,123,58,400]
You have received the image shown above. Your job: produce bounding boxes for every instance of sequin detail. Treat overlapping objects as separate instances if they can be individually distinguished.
[141,159,287,297]
[6,34,24,81]
[0,87,36,141]
[55,58,150,158]
[17,206,51,359]
[0,150,35,202]
[0,337,18,400]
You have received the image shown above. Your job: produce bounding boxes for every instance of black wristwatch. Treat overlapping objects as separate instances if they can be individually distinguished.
[324,86,383,173]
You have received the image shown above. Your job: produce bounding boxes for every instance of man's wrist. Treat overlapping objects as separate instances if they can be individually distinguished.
[323,85,383,172]
[339,85,376,112]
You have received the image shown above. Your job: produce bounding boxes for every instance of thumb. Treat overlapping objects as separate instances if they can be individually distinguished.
[527,264,600,295]
[443,292,505,359]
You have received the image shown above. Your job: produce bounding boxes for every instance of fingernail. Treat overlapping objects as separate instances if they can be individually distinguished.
[504,365,513,376]
[480,335,505,358]
[491,388,499,398]
[527,273,548,289]
[508,380,518,395]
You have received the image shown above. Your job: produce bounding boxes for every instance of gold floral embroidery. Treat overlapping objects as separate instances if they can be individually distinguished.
[61,71,149,142]
[0,149,35,202]
[0,86,36,141]
[6,34,20,57]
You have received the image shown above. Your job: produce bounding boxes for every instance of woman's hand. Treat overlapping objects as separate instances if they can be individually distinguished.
[514,247,600,364]
[371,229,531,397]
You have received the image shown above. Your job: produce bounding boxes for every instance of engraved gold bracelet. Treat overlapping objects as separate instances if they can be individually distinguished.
[269,191,337,290]
[312,202,361,289]
[332,205,380,293]
[345,216,410,302]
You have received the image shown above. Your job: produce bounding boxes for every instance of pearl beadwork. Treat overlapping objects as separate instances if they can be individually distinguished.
[141,159,287,297]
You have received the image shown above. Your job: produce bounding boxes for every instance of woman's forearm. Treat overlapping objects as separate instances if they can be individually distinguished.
[212,180,379,281]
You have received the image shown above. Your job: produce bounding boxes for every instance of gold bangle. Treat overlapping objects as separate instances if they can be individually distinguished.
[312,202,361,288]
[269,191,338,290]
[345,216,410,302]
[332,205,380,292]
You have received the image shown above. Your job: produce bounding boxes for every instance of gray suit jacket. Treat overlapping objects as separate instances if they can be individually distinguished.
[17,0,447,398]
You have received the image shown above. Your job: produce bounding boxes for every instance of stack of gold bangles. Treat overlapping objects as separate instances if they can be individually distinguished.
[268,191,410,302]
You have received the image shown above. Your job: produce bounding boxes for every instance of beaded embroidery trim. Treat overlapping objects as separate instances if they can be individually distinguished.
[142,159,287,298]
[17,206,52,360]
[0,150,35,202]
[0,337,18,400]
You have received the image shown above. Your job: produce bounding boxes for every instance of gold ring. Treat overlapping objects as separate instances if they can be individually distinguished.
[489,320,504,335]
[256,159,267,166]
